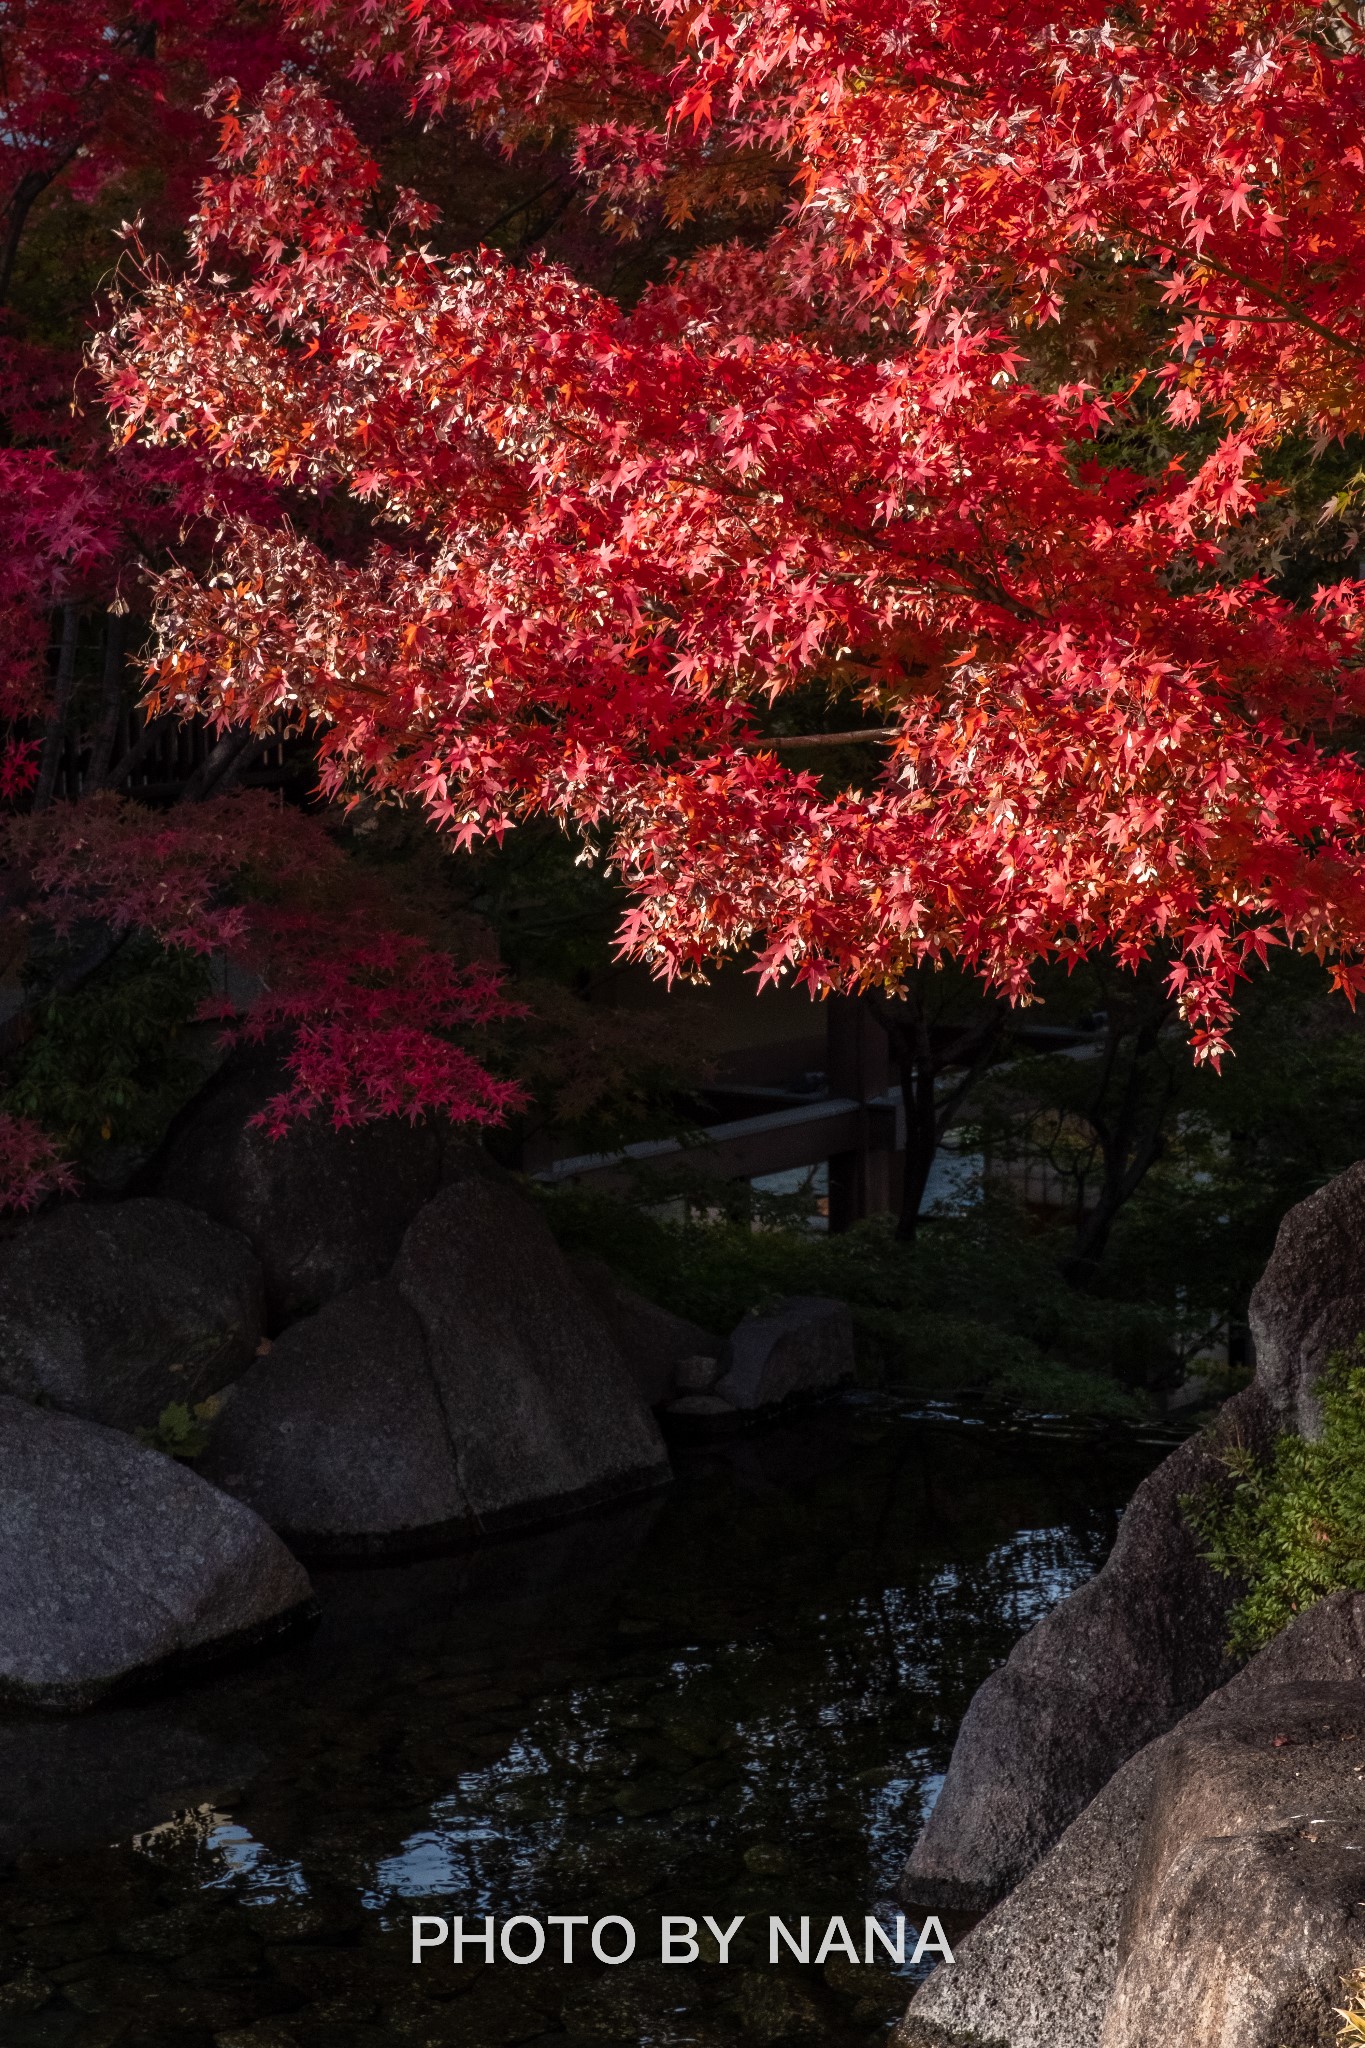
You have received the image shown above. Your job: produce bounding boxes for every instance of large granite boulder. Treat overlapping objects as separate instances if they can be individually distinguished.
[898,1591,1365,2048]
[1249,1160,1365,1436]
[902,1386,1272,1911]
[150,1061,446,1327]
[0,1197,264,1431]
[0,1396,312,1711]
[202,1282,467,1555]
[202,1173,671,1555]
[902,1160,1365,1916]
[569,1255,721,1408]
[900,1740,1161,2048]
[394,1172,671,1531]
[1105,1684,1365,2048]
[713,1296,855,1411]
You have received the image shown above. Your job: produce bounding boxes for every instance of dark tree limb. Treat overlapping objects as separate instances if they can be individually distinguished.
[1063,982,1180,1283]
[868,980,1008,1242]
[85,610,130,789]
[0,144,80,307]
[32,604,82,810]
[180,726,266,802]
[99,708,172,792]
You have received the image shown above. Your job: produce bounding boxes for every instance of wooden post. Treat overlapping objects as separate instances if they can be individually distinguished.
[826,995,893,1231]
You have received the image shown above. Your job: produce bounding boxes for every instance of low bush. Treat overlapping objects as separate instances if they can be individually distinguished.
[539,1185,1166,1420]
[1186,1341,1365,1656]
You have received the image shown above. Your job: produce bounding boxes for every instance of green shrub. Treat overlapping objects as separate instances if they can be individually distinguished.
[1186,1340,1365,1656]
[539,1186,1154,1420]
[6,938,212,1160]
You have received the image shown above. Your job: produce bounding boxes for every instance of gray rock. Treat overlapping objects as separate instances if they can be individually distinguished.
[674,1354,723,1394]
[1249,1160,1365,1436]
[569,1255,721,1407]
[902,1386,1273,1911]
[0,1395,312,1711]
[714,1296,854,1411]
[666,1393,738,1417]
[200,1283,468,1556]
[395,1172,671,1532]
[1105,1683,1365,2048]
[151,1061,446,1327]
[205,1177,672,1554]
[900,1745,1161,2048]
[0,1197,264,1431]
[897,1590,1365,2048]
[900,1164,1365,1920]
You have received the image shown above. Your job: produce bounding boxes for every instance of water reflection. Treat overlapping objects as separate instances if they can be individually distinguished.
[0,1395,1161,2045]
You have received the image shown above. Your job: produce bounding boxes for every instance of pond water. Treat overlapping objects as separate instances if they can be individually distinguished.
[0,1393,1166,2048]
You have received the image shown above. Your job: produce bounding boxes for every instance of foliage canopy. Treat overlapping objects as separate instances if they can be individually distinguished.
[9,0,1365,1209]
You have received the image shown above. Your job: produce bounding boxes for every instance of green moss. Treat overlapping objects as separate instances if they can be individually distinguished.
[1186,1340,1365,1655]
[137,1400,220,1461]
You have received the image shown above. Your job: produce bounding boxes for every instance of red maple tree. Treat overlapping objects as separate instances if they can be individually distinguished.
[0,1,521,1209]
[11,0,1365,1208]
[98,0,1365,1083]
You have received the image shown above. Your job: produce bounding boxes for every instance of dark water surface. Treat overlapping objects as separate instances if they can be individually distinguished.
[0,1394,1165,2047]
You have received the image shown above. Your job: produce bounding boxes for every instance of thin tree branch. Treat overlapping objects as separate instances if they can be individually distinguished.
[482,173,568,240]
[763,728,899,750]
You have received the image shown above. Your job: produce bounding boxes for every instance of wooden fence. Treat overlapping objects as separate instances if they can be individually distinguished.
[531,1001,1108,1230]
[48,708,302,805]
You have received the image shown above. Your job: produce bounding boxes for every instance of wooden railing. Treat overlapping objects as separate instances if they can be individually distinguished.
[534,1089,900,1196]
[533,997,904,1228]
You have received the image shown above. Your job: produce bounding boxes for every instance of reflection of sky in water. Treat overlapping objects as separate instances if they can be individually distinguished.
[132,1805,310,1900]
[366,1735,569,1908]
[363,1521,1098,1918]
[369,1817,502,1902]
[203,1819,310,1899]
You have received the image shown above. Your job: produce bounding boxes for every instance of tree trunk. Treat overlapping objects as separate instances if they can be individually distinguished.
[180,726,264,802]
[85,610,129,788]
[893,1005,937,1242]
[32,604,81,810]
[0,134,84,308]
[1064,1001,1176,1284]
[1066,1127,1164,1278]
[100,709,170,793]
[868,985,1007,1243]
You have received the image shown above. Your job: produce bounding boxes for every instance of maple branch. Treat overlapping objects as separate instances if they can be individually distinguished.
[761,728,898,749]
[904,70,984,100]
[0,143,81,307]
[1125,223,1365,365]
[481,173,569,241]
[181,724,264,801]
[99,710,173,793]
[935,1006,1010,1134]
